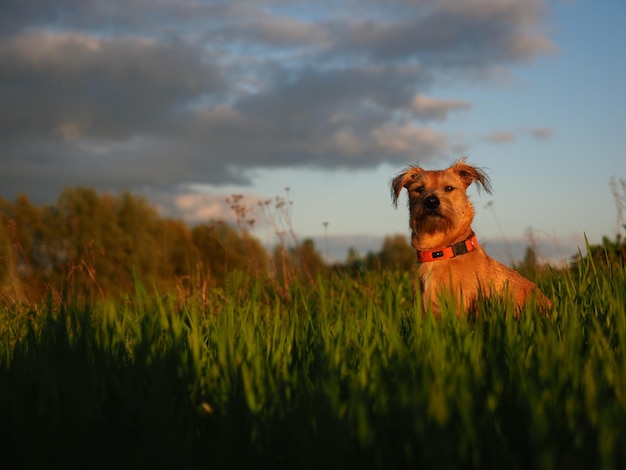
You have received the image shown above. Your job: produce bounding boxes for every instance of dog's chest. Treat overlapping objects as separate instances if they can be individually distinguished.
[417,254,479,292]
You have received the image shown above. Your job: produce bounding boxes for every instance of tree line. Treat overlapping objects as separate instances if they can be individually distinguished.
[0,187,417,302]
[5,185,619,303]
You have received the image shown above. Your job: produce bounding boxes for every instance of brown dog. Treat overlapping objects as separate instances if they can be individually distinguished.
[391,158,551,315]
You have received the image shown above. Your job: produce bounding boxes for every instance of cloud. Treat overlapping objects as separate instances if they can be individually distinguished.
[371,125,454,159]
[528,127,554,140]
[484,130,517,144]
[330,0,555,66]
[234,8,330,47]
[0,30,221,141]
[151,190,235,225]
[0,0,556,206]
[482,127,554,145]
[411,95,471,122]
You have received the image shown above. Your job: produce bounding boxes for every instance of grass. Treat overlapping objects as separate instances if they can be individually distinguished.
[1,255,626,469]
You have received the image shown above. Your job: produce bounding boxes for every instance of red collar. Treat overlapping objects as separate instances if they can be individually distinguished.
[417,234,478,263]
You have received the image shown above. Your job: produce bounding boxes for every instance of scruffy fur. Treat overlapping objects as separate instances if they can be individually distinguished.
[392,158,551,315]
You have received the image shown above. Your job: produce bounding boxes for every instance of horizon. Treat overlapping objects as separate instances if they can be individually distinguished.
[1,183,591,268]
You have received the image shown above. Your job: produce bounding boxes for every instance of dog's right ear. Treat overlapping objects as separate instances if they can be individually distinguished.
[391,166,423,208]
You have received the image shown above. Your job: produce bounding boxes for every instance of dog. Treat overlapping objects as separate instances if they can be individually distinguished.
[391,157,551,315]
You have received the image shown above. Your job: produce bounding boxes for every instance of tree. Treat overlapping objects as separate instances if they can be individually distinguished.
[296,239,326,278]
[159,219,194,280]
[578,236,626,269]
[55,187,123,297]
[193,222,269,285]
[0,214,20,300]
[0,187,275,298]
[378,234,415,271]
[8,194,44,272]
[192,223,227,283]
[271,238,326,290]
[515,245,541,281]
[114,191,163,283]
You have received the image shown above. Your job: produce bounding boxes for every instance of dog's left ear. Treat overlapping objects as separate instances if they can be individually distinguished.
[451,158,493,194]
[391,165,423,207]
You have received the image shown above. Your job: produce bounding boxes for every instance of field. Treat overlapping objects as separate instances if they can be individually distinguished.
[1,254,626,469]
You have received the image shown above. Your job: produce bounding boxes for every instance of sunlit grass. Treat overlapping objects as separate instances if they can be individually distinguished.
[1,256,626,468]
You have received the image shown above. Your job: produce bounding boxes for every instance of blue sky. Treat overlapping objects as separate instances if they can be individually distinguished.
[1,0,625,264]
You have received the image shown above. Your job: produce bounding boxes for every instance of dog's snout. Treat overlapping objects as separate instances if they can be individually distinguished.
[424,195,440,210]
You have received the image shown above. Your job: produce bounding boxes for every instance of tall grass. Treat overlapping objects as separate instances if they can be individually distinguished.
[1,255,626,469]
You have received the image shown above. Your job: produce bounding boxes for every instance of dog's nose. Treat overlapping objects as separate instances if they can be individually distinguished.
[424,195,440,210]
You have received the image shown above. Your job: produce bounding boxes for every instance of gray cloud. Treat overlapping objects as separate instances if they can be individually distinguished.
[529,127,554,140]
[330,0,554,67]
[411,95,471,122]
[481,126,555,146]
[0,30,221,140]
[0,0,555,203]
[484,130,517,144]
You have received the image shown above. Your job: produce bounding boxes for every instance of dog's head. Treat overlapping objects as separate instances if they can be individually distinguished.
[391,158,492,249]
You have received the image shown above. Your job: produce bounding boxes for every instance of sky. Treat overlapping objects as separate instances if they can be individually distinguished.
[1,0,625,265]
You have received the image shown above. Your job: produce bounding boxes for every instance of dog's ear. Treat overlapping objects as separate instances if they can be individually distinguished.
[391,165,423,207]
[451,158,492,194]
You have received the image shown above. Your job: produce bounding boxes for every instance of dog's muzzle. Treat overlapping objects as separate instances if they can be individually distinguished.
[423,195,440,211]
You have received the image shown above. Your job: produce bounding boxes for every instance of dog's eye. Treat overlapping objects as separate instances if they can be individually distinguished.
[444,186,455,192]
[414,187,425,194]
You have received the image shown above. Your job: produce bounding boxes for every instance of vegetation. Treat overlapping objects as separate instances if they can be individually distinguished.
[1,186,626,468]
[0,189,274,301]
[0,256,625,469]
[0,189,416,302]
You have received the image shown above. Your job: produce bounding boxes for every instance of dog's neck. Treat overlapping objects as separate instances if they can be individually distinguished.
[416,232,478,263]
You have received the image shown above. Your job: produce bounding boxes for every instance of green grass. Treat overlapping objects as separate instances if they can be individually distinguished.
[1,256,626,469]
